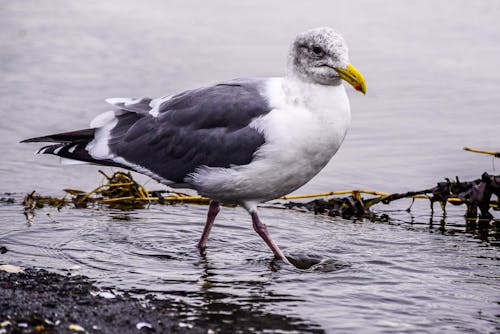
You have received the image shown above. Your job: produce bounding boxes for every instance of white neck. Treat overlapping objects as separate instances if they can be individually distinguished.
[281,73,349,121]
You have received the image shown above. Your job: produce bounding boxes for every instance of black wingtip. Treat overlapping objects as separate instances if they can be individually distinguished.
[20,137,39,143]
[20,135,60,143]
[20,129,96,144]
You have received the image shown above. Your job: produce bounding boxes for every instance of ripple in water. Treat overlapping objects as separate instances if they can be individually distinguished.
[286,253,350,272]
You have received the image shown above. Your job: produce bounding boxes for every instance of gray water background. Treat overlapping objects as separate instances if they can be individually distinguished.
[1,1,499,333]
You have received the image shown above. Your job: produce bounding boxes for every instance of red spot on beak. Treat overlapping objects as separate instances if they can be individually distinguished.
[354,85,361,91]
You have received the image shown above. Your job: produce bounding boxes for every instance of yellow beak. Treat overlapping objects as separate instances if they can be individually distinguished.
[334,64,366,94]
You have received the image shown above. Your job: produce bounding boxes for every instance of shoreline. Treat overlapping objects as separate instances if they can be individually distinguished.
[0,268,210,334]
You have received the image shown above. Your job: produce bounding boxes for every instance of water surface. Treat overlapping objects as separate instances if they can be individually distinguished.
[1,1,499,333]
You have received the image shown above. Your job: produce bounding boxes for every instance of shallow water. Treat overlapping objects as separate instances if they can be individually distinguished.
[1,1,500,333]
[1,197,499,333]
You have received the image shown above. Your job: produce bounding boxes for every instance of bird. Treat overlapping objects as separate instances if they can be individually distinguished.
[22,27,366,262]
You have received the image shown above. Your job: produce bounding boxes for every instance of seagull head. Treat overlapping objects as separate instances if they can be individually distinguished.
[288,27,366,94]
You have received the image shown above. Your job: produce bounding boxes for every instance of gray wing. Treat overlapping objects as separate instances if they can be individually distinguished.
[107,79,271,184]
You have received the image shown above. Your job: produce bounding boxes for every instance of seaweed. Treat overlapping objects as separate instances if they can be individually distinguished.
[19,170,499,244]
[283,173,499,221]
[463,147,500,158]
[23,170,210,213]
[23,170,498,222]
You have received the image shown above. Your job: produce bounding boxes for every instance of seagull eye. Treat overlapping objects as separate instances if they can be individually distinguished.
[311,46,324,56]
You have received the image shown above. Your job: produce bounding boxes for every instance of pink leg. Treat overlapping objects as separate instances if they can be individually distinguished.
[198,200,220,250]
[251,211,287,261]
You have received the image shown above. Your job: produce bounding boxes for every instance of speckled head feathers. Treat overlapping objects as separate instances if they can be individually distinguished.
[287,27,350,85]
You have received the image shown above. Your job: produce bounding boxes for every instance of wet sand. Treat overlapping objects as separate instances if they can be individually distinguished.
[0,268,209,334]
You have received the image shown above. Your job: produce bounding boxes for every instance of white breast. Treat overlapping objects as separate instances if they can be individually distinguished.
[188,76,351,205]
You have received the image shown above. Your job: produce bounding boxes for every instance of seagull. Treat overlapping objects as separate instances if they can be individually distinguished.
[22,27,366,262]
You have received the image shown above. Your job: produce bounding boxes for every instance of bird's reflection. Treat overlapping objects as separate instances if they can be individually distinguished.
[192,251,325,333]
